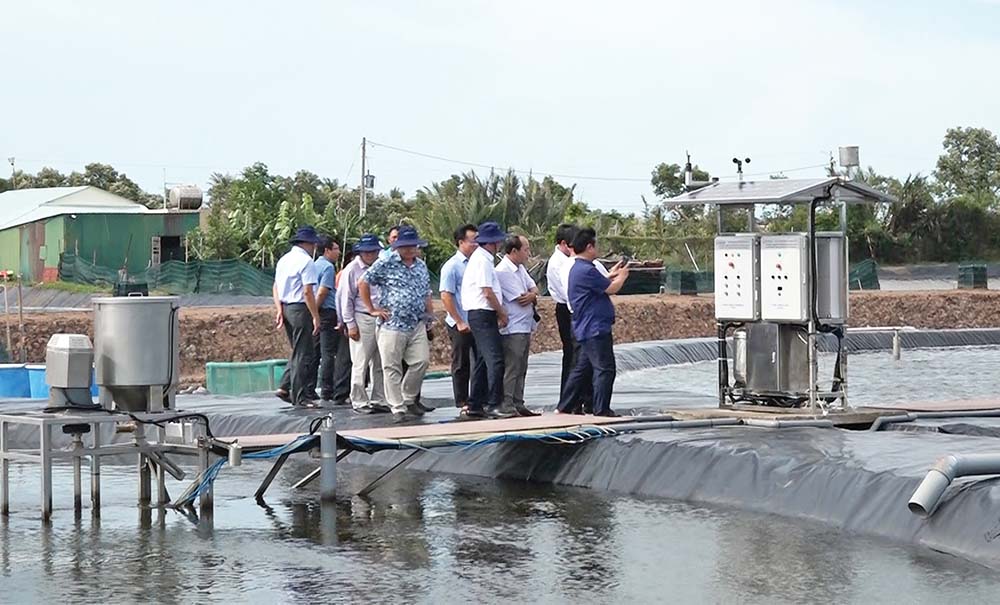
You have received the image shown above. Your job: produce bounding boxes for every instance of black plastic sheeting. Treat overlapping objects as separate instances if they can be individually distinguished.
[349,425,1000,569]
[612,328,1000,372]
[6,329,1000,567]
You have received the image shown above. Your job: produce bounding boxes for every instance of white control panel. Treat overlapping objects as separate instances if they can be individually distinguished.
[714,235,759,321]
[760,234,809,322]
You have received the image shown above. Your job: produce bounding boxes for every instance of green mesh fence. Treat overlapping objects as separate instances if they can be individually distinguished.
[958,263,988,290]
[59,253,276,296]
[849,259,880,291]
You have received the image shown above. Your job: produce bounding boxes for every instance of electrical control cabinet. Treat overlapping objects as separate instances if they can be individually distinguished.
[760,234,809,322]
[714,235,759,321]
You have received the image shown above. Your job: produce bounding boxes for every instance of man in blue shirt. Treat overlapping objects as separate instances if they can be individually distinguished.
[359,226,434,422]
[306,236,347,403]
[556,227,629,417]
[439,223,480,411]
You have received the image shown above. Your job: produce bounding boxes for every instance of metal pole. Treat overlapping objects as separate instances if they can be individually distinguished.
[72,434,83,513]
[16,276,24,363]
[0,420,8,516]
[2,285,10,360]
[360,138,367,217]
[893,329,901,361]
[319,415,337,502]
[91,422,101,512]
[136,424,150,506]
[807,202,817,414]
[838,191,850,409]
[41,423,52,521]
[198,438,213,518]
[155,428,167,506]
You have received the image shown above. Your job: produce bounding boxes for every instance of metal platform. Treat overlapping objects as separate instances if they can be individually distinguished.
[0,410,208,521]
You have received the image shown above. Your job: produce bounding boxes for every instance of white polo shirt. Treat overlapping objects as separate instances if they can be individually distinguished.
[561,257,610,312]
[546,246,571,304]
[496,256,538,335]
[274,245,318,303]
[461,246,502,312]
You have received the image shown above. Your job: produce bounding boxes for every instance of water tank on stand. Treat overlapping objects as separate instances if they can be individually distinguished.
[94,296,180,412]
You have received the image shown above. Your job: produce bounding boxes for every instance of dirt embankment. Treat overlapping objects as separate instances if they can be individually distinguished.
[8,290,1000,385]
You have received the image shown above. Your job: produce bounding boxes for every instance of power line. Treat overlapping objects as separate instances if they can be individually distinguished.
[367,140,650,183]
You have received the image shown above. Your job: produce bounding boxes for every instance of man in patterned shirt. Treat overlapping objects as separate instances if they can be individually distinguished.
[359,226,435,422]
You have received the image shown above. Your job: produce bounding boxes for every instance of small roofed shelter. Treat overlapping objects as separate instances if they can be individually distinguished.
[666,176,897,413]
[0,186,201,282]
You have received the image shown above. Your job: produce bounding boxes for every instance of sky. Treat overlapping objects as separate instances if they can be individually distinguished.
[2,0,999,214]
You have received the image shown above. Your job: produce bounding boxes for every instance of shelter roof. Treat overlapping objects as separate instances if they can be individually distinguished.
[666,177,896,206]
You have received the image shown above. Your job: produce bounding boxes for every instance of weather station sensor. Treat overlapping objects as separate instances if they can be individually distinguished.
[668,148,896,413]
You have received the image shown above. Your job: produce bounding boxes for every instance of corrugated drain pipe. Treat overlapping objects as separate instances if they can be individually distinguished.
[908,453,1000,518]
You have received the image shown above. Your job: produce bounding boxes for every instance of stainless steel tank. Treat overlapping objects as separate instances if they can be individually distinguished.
[93,296,180,412]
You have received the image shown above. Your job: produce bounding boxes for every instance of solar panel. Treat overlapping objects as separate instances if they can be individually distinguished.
[666,177,894,206]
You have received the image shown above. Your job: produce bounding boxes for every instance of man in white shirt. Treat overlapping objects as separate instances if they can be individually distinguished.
[496,234,541,417]
[336,234,388,413]
[460,220,509,419]
[546,224,578,397]
[273,226,322,408]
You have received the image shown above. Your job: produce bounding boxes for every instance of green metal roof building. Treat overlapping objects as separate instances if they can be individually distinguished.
[0,186,201,282]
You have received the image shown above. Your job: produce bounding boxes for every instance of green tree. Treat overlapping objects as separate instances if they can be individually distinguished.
[934,127,1000,204]
[650,162,709,198]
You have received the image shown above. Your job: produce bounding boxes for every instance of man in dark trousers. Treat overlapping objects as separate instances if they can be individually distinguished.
[556,228,629,417]
[439,223,479,411]
[274,226,322,408]
[460,221,509,419]
[546,224,578,395]
[308,236,348,403]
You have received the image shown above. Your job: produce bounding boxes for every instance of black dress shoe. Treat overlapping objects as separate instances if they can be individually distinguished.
[595,410,619,418]
[416,401,434,413]
[514,405,540,417]
[460,408,488,419]
[275,390,292,404]
[406,404,425,417]
[392,412,408,424]
[486,407,515,419]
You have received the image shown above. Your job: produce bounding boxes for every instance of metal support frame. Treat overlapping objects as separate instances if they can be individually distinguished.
[0,411,205,522]
[715,195,851,413]
[357,451,422,497]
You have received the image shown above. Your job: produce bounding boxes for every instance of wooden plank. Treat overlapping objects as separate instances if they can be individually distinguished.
[231,414,638,450]
[230,400,1000,451]
[342,413,635,441]
[893,399,1000,412]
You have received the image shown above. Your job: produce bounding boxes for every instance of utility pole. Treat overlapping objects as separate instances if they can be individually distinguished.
[7,157,15,189]
[360,137,367,217]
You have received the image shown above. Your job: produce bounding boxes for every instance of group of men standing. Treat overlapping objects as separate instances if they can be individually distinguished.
[441,221,541,419]
[272,219,628,421]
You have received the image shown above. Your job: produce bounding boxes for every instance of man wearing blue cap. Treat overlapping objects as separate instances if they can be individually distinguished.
[359,226,434,422]
[274,226,323,408]
[460,220,511,419]
[336,234,388,413]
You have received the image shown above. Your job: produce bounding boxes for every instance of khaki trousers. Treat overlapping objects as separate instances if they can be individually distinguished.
[348,312,386,409]
[377,325,430,414]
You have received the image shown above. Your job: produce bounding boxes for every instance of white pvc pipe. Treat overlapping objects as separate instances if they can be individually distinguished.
[908,453,1000,518]
[741,418,835,429]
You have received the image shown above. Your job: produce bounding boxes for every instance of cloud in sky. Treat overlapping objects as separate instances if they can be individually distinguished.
[1,0,997,212]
